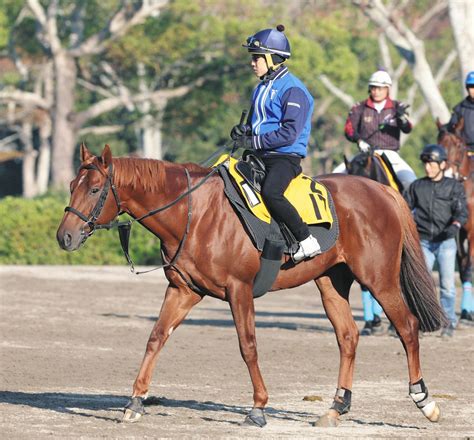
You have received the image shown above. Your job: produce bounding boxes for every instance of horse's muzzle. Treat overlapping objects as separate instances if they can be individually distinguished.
[56,227,88,251]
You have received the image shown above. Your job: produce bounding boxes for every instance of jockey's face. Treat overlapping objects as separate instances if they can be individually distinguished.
[467,86,474,99]
[369,86,389,102]
[251,54,268,78]
[423,160,446,181]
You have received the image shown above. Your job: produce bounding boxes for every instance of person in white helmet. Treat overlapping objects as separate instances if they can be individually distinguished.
[334,70,417,190]
[334,70,417,335]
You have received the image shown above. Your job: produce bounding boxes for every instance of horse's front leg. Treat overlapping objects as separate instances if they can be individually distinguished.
[314,273,358,428]
[123,284,202,422]
[228,283,268,427]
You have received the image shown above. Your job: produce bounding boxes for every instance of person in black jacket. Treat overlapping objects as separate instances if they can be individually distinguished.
[447,70,474,322]
[448,71,474,149]
[405,144,468,337]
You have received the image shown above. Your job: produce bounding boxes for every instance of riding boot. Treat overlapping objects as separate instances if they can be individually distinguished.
[360,320,373,336]
[371,314,384,335]
[293,234,321,262]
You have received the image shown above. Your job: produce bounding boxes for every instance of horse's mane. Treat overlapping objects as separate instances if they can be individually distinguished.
[112,157,210,192]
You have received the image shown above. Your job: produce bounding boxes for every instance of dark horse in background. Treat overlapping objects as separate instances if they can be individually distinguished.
[344,150,403,193]
[437,117,474,274]
[57,144,446,427]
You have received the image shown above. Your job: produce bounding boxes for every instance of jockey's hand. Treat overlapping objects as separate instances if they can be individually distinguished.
[358,140,371,153]
[234,135,253,150]
[396,102,410,123]
[230,124,250,140]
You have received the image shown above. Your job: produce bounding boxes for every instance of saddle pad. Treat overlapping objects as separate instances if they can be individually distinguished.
[218,165,339,255]
[375,153,402,192]
[214,156,333,227]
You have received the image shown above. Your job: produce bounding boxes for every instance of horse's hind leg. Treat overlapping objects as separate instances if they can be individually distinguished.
[314,264,358,427]
[123,284,203,422]
[369,282,440,422]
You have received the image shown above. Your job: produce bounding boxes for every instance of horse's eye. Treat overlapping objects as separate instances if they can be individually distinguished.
[91,188,100,194]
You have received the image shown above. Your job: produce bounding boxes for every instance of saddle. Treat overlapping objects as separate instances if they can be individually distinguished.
[235,150,266,193]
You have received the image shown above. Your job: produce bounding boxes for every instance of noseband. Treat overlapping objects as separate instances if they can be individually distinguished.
[65,163,121,239]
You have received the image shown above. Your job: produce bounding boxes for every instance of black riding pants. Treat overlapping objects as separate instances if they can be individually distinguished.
[261,155,310,242]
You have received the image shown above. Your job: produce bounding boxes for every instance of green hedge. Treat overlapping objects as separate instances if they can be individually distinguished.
[0,194,162,265]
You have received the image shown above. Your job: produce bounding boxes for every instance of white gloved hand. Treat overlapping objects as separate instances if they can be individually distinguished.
[358,140,371,153]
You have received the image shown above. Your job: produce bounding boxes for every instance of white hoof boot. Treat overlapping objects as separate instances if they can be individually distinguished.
[409,379,440,423]
[293,235,322,262]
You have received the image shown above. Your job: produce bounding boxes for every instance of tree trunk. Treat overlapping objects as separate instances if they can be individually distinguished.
[20,121,37,198]
[410,39,451,123]
[51,51,78,189]
[449,0,474,94]
[37,115,52,194]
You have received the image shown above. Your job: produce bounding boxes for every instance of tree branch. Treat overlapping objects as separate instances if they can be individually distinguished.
[78,125,123,136]
[69,0,169,57]
[0,90,50,109]
[318,75,355,107]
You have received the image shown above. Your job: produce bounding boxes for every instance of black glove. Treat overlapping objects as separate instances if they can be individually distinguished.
[396,102,410,119]
[234,135,253,149]
[230,124,250,140]
[442,224,460,240]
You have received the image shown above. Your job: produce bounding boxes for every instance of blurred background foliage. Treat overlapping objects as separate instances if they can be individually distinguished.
[0,194,162,264]
[0,0,468,264]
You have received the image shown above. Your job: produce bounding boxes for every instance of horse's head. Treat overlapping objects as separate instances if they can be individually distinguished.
[57,143,121,251]
[437,117,466,174]
[345,151,372,178]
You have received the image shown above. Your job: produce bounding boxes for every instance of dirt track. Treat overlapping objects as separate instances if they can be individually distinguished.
[0,265,473,439]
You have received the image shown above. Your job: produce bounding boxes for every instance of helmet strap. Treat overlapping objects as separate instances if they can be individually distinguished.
[264,53,284,72]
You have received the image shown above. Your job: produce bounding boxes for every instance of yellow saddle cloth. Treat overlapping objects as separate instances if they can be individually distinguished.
[214,155,333,227]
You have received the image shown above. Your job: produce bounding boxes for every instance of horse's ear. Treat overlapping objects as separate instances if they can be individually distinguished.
[343,155,350,172]
[455,117,464,137]
[435,118,442,130]
[80,143,93,163]
[101,144,112,168]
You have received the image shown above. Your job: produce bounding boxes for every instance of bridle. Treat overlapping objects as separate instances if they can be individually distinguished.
[63,157,224,285]
[65,163,121,241]
[440,132,473,181]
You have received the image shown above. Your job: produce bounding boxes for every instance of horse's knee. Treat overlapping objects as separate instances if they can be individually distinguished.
[240,339,258,363]
[145,332,166,355]
[338,327,359,358]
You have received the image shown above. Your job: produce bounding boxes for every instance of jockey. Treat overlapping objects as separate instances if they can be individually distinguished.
[334,70,417,190]
[230,24,320,262]
[448,71,474,150]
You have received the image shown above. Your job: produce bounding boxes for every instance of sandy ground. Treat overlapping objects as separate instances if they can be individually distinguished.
[0,265,473,439]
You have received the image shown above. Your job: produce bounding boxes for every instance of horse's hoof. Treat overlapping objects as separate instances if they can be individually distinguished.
[123,408,142,423]
[313,413,340,427]
[242,407,267,427]
[122,397,146,423]
[423,402,440,422]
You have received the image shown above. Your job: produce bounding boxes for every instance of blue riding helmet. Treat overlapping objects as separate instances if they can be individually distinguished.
[420,144,447,163]
[243,25,290,70]
[466,71,474,86]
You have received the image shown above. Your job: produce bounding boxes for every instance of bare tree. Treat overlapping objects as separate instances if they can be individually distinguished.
[1,0,170,190]
[448,0,474,94]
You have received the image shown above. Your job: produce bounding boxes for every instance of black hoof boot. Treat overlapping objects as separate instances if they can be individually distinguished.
[243,407,267,427]
[123,397,146,422]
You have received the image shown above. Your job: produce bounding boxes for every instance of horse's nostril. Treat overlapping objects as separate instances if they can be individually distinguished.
[64,233,72,248]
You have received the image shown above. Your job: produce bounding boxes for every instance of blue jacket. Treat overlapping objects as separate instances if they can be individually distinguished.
[249,66,314,157]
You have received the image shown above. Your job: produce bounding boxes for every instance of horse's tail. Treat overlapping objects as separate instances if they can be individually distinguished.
[398,194,449,332]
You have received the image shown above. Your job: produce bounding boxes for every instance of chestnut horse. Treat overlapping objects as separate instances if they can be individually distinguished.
[57,144,446,428]
[437,118,474,266]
